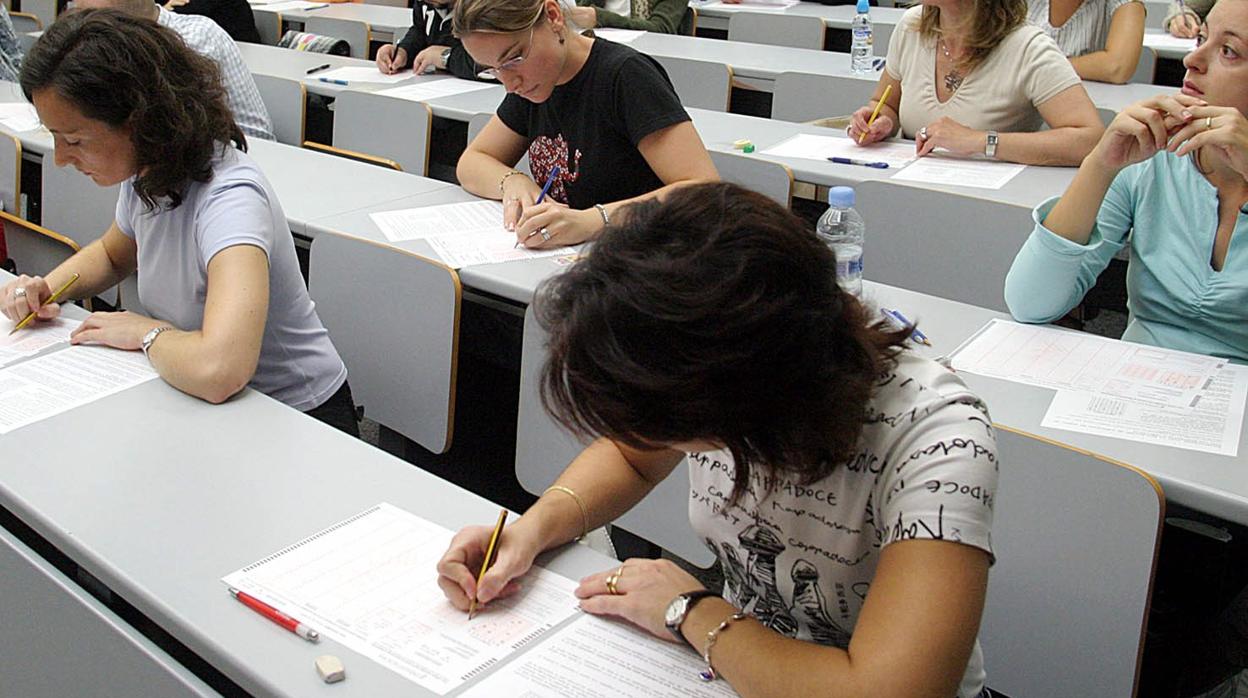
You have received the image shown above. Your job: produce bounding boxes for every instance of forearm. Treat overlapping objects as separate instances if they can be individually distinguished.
[47,239,132,301]
[518,439,672,552]
[1070,51,1135,84]
[599,176,714,226]
[994,126,1102,166]
[1040,157,1119,243]
[457,149,524,200]
[146,329,257,404]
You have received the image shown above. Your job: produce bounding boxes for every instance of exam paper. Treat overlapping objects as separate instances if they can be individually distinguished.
[0,316,74,366]
[890,155,1025,189]
[949,319,1225,409]
[760,133,915,169]
[0,103,41,132]
[222,503,582,695]
[0,345,158,434]
[378,79,498,102]
[369,200,576,268]
[460,614,740,697]
[312,66,410,84]
[1143,33,1196,51]
[699,0,799,10]
[1041,363,1247,457]
[260,0,329,10]
[594,28,647,43]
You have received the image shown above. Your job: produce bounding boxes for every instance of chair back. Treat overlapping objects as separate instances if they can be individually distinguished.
[303,16,371,58]
[727,12,824,49]
[981,428,1163,697]
[9,11,40,33]
[772,71,877,122]
[681,6,697,35]
[308,231,461,453]
[303,141,402,171]
[0,132,19,217]
[1131,46,1158,84]
[253,10,282,45]
[18,0,53,32]
[253,73,307,146]
[653,55,732,111]
[709,150,793,208]
[1,210,78,280]
[331,90,431,175]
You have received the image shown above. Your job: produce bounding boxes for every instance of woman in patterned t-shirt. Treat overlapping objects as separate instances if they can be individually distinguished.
[436,183,1000,698]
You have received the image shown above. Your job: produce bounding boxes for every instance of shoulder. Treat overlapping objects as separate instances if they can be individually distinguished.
[898,4,925,29]
[1109,0,1143,15]
[162,8,233,46]
[863,353,994,461]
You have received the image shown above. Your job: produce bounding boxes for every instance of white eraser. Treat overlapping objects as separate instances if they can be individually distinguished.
[315,654,346,684]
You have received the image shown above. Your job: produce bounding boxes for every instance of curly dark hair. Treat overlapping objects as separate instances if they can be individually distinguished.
[20,8,246,210]
[538,182,911,501]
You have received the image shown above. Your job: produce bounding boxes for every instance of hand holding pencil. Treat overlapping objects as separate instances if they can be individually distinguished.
[2,273,76,329]
[436,511,540,615]
[850,84,895,146]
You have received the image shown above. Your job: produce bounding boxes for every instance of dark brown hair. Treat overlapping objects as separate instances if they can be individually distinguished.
[21,8,246,210]
[538,182,910,499]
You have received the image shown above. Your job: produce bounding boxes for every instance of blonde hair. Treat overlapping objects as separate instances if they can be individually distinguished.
[917,0,1028,69]
[453,0,584,36]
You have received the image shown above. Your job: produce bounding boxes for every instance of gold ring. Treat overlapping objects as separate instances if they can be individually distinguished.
[1206,116,1214,130]
[605,573,620,595]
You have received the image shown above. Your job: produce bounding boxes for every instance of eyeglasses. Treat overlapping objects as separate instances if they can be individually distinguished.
[483,22,539,78]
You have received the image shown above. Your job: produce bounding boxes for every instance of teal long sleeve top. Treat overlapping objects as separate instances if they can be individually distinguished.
[1004,151,1248,363]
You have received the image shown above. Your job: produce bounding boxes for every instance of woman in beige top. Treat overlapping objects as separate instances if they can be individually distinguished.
[849,0,1104,166]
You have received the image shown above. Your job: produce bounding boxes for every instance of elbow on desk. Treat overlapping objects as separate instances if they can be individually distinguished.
[189,360,254,405]
[1003,282,1069,326]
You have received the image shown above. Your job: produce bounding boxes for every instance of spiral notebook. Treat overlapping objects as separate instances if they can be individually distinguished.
[221,503,580,694]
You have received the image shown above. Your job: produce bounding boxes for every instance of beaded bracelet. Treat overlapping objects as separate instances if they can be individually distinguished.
[542,485,589,540]
[700,611,748,681]
[498,169,524,195]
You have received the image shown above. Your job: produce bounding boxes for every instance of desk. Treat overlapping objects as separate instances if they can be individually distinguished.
[0,275,621,697]
[691,1,908,34]
[1144,27,1195,60]
[251,2,413,43]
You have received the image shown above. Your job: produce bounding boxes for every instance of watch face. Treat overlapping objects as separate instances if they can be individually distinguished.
[664,595,689,626]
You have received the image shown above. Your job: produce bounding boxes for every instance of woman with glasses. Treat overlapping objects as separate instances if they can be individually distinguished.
[452,0,717,248]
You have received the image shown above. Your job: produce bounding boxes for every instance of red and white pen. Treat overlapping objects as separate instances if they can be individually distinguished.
[228,588,320,643]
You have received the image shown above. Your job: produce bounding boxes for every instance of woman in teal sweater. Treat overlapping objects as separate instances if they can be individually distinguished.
[1004,0,1248,363]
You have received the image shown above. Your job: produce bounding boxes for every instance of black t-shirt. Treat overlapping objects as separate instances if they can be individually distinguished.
[174,0,260,43]
[495,39,690,210]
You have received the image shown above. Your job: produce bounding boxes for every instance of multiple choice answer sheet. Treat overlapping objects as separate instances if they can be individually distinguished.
[369,200,576,268]
[460,613,740,697]
[0,316,74,367]
[760,133,916,169]
[221,503,582,695]
[377,79,499,102]
[0,344,157,434]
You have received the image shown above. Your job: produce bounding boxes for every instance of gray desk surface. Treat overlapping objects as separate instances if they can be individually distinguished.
[251,2,413,40]
[1143,28,1195,60]
[0,270,618,697]
[691,0,907,30]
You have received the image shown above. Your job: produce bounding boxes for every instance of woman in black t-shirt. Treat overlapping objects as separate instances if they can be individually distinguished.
[452,0,717,248]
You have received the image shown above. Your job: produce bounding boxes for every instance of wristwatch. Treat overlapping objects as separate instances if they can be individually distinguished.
[985,130,999,159]
[141,325,174,360]
[440,48,452,69]
[664,590,719,647]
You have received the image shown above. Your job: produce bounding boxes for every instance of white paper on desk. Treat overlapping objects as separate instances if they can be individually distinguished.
[699,0,798,10]
[260,0,328,10]
[0,345,157,434]
[0,316,74,366]
[760,133,915,169]
[890,154,1025,189]
[949,319,1226,409]
[1143,33,1196,51]
[222,503,581,695]
[1042,363,1247,457]
[371,200,576,268]
[377,78,498,102]
[0,102,41,132]
[594,28,646,43]
[460,613,741,697]
[312,66,410,84]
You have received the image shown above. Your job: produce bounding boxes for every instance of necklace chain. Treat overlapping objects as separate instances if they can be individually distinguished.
[939,38,964,93]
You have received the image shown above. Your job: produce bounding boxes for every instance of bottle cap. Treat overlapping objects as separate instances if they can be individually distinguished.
[827,186,855,207]
[856,0,869,13]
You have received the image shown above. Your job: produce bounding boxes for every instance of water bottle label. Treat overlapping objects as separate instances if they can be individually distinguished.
[836,256,863,278]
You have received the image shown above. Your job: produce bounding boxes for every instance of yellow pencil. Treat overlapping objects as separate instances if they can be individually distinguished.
[858,84,892,144]
[468,509,508,620]
[9,273,79,335]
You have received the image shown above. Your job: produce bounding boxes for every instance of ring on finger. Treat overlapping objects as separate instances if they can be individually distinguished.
[605,573,619,595]
[1206,116,1214,130]
[918,126,928,140]
[13,286,26,299]
[539,227,551,242]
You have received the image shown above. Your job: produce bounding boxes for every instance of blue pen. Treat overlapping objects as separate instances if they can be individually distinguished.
[828,156,889,169]
[881,307,931,346]
[515,166,561,247]
[872,57,886,71]
[318,77,348,86]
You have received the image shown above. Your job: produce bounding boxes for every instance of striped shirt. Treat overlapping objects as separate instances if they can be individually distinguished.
[157,7,275,141]
[1027,0,1141,58]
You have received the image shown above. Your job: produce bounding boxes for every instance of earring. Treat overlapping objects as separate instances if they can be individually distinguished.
[558,34,565,44]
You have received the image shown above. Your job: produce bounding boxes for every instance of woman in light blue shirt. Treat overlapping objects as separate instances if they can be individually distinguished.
[1004,0,1248,363]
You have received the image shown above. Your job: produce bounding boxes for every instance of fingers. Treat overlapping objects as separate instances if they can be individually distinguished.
[37,302,61,320]
[503,196,525,232]
[412,55,433,75]
[515,202,564,243]
[376,45,394,74]
[578,593,630,618]
[3,276,51,321]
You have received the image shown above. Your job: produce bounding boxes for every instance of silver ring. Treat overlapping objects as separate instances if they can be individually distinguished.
[539,228,551,241]
[13,286,25,298]
[918,126,928,140]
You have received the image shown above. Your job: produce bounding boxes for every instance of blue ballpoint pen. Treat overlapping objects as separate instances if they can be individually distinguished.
[515,166,561,247]
[828,156,889,169]
[318,77,348,86]
[881,307,931,346]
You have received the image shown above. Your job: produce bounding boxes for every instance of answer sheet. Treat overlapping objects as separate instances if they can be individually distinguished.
[0,103,41,132]
[0,345,157,434]
[222,503,582,695]
[594,29,647,43]
[0,316,74,367]
[461,614,740,697]
[698,1,799,10]
[370,200,576,268]
[259,0,328,10]
[949,319,1226,409]
[760,133,915,169]
[1042,363,1247,457]
[889,155,1025,189]
[378,79,498,102]
[312,66,411,84]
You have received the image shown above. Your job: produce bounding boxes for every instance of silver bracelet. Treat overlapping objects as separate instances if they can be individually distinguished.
[699,611,747,681]
[593,203,610,227]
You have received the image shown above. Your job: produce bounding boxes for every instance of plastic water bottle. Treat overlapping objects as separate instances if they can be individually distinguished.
[850,0,874,76]
[816,186,864,296]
